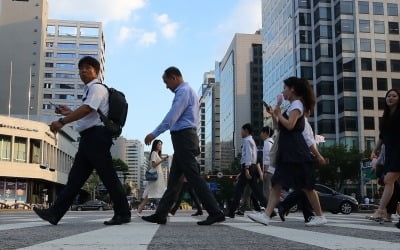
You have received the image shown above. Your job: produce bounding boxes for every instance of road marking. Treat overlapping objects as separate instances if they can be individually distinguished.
[0,221,49,231]
[228,222,400,249]
[19,222,160,250]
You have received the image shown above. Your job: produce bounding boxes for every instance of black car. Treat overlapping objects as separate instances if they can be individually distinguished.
[315,184,358,214]
[71,200,111,211]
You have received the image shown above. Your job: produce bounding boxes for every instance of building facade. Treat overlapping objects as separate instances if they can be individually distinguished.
[0,115,78,205]
[262,0,400,151]
[216,33,262,170]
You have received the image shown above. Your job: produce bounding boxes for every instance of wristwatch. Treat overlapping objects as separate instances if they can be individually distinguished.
[58,118,66,125]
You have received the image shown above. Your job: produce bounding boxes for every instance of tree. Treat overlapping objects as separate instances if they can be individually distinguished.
[83,171,101,200]
[112,158,128,172]
[317,145,362,190]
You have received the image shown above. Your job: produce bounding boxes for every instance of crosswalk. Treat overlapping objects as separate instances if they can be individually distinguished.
[0,211,399,249]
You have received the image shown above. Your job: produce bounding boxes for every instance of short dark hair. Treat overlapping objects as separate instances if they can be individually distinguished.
[261,126,274,137]
[242,123,253,134]
[164,66,182,78]
[78,56,100,74]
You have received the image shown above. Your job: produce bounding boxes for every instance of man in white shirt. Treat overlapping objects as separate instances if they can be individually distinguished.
[33,56,130,226]
[226,123,267,218]
[260,126,274,201]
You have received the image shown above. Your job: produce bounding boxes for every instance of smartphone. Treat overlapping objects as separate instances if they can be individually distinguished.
[49,101,61,111]
[263,101,272,110]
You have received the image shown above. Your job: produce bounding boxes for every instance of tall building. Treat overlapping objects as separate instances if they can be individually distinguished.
[0,0,105,117]
[216,33,262,170]
[0,0,48,116]
[262,0,400,151]
[42,19,105,115]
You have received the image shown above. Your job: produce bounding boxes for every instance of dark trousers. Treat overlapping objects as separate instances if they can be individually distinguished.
[228,169,267,215]
[171,179,202,214]
[50,126,130,218]
[280,190,314,221]
[155,129,222,218]
[387,181,400,214]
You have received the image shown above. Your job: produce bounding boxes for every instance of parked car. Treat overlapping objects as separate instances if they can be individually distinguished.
[71,200,111,211]
[314,184,358,214]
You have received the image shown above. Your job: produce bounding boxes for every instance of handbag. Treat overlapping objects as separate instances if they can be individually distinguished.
[145,169,158,181]
[269,131,279,167]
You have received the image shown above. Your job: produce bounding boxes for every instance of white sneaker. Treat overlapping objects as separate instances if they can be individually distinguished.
[136,212,143,217]
[305,216,327,226]
[247,212,270,226]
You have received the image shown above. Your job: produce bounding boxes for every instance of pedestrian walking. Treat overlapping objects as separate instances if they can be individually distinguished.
[137,139,167,216]
[33,56,131,226]
[248,77,327,226]
[226,123,267,218]
[170,175,203,216]
[142,67,225,225]
[369,89,400,225]
[260,126,274,201]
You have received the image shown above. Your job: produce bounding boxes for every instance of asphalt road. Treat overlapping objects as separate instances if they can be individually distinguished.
[0,210,399,249]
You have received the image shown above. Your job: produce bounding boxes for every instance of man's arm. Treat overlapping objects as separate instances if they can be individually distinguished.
[50,105,92,133]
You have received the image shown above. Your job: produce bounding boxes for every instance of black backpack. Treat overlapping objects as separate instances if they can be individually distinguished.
[94,83,128,138]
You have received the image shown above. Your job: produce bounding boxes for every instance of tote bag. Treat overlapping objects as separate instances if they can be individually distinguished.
[269,131,279,167]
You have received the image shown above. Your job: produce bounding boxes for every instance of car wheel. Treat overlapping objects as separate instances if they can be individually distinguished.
[98,207,104,211]
[340,201,353,214]
[330,210,339,214]
[77,207,82,211]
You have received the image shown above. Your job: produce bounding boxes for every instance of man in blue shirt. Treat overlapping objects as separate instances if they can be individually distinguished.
[143,67,225,225]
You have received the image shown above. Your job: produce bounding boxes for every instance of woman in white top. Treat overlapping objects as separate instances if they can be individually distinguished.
[137,140,167,215]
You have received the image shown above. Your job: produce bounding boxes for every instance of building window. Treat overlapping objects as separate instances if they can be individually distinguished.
[392,79,400,89]
[58,26,77,37]
[57,53,75,59]
[364,117,375,130]
[14,137,27,162]
[359,20,370,33]
[378,97,386,109]
[358,1,369,14]
[365,137,376,151]
[298,0,311,9]
[374,21,385,34]
[316,62,333,78]
[79,44,99,49]
[300,48,312,62]
[318,100,335,114]
[315,25,332,41]
[377,78,388,91]
[376,60,387,71]
[55,83,75,89]
[315,7,331,23]
[56,63,75,69]
[391,60,400,72]
[361,58,372,71]
[315,43,332,59]
[44,83,52,88]
[299,13,311,26]
[299,30,312,44]
[362,77,373,90]
[58,43,76,49]
[342,38,355,52]
[339,97,358,112]
[390,41,400,53]
[388,3,399,16]
[337,57,356,73]
[318,119,336,133]
[43,94,52,99]
[389,22,399,34]
[47,25,55,36]
[301,66,313,80]
[45,62,54,68]
[339,1,354,15]
[317,81,334,96]
[373,2,384,15]
[44,73,53,78]
[56,73,76,79]
[360,38,371,51]
[339,117,358,132]
[341,19,354,33]
[55,94,75,100]
[79,27,99,38]
[0,135,12,161]
[375,39,386,52]
[338,77,357,94]
[45,52,54,58]
[363,97,374,110]
[46,42,54,47]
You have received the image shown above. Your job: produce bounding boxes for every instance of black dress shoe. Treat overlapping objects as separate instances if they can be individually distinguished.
[225,212,235,218]
[33,207,60,225]
[104,214,131,225]
[277,205,286,222]
[395,220,400,229]
[191,210,203,216]
[142,214,167,224]
[235,210,244,216]
[197,214,225,225]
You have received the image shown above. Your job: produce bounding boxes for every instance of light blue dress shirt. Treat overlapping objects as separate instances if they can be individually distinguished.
[152,82,199,137]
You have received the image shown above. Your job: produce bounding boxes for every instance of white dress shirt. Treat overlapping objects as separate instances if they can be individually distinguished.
[241,135,257,167]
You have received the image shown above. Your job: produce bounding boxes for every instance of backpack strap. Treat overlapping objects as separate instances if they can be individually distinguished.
[85,82,108,121]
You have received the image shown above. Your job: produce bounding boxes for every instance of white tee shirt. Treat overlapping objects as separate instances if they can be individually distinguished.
[286,100,304,117]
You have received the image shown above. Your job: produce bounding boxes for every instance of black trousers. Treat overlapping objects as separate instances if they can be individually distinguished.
[280,190,314,221]
[387,181,400,214]
[50,126,130,218]
[170,178,202,214]
[228,168,267,215]
[155,128,222,218]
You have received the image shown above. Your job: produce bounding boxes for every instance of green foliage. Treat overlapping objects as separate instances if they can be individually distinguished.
[112,158,129,172]
[317,144,362,189]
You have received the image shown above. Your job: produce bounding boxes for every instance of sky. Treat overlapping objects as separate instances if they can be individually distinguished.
[47,0,262,154]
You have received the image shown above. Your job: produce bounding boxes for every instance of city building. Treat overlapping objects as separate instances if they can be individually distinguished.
[261,0,400,151]
[215,32,263,170]
[0,0,105,118]
[0,115,78,205]
[200,71,222,173]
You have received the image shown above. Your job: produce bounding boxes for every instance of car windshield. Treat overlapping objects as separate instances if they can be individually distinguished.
[315,185,335,194]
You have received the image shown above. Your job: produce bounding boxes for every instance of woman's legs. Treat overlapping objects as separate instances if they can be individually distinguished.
[302,189,323,216]
[137,196,149,213]
[264,184,282,216]
[378,173,400,212]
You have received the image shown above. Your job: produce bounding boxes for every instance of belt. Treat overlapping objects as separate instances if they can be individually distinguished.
[79,126,104,137]
[170,127,196,134]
